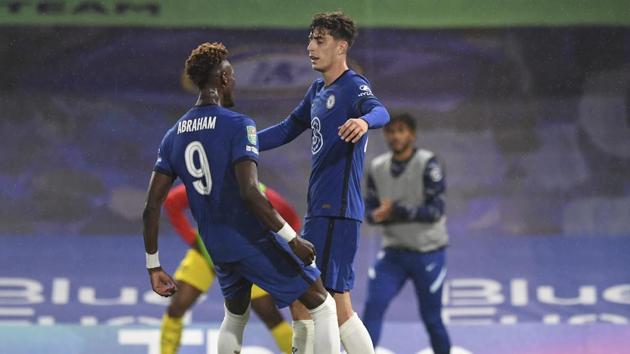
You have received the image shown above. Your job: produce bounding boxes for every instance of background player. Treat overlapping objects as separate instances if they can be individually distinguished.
[143,42,341,353]
[363,113,451,354]
[160,182,299,354]
[258,12,390,354]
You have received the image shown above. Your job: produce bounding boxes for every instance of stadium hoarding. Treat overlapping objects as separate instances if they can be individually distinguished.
[1,323,629,354]
[0,0,629,28]
[1,234,629,326]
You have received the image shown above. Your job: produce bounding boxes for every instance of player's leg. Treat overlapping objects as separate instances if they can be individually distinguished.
[333,292,374,354]
[362,249,408,347]
[161,249,213,354]
[289,300,314,354]
[250,285,293,353]
[303,217,374,354]
[234,239,340,354]
[214,262,253,354]
[298,278,341,354]
[409,248,451,354]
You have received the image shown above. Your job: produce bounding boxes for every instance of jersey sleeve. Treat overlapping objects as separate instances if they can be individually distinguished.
[351,77,390,129]
[154,128,176,177]
[257,82,315,151]
[231,117,260,164]
[163,184,197,246]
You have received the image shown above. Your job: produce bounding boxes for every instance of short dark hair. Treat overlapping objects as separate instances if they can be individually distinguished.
[185,42,228,89]
[385,113,417,132]
[310,12,357,47]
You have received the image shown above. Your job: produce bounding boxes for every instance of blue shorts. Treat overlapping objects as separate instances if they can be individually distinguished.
[214,236,320,308]
[302,216,360,293]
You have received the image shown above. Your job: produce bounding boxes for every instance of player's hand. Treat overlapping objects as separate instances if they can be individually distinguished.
[288,237,316,265]
[339,118,368,143]
[148,267,178,297]
[372,198,394,223]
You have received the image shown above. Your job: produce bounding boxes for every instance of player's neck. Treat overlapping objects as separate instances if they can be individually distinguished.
[322,60,349,86]
[392,146,415,162]
[195,88,221,106]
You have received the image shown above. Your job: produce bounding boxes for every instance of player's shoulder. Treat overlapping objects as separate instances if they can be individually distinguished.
[371,152,392,169]
[217,106,256,127]
[416,149,436,163]
[162,121,179,142]
[345,70,375,97]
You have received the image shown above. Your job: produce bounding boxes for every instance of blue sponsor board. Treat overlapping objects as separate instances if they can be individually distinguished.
[1,234,629,326]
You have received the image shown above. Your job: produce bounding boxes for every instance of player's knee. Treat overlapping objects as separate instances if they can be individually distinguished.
[167,299,189,318]
[421,311,445,331]
[299,280,328,310]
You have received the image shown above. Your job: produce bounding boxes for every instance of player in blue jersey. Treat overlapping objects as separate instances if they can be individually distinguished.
[258,12,390,354]
[142,42,341,354]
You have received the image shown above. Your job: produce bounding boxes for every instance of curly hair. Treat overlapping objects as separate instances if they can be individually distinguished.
[386,113,417,133]
[310,12,357,47]
[185,42,228,89]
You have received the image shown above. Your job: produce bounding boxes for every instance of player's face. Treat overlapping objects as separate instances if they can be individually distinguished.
[221,61,236,107]
[384,121,416,154]
[307,29,345,73]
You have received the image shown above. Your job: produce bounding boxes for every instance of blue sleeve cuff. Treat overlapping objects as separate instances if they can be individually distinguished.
[362,105,390,129]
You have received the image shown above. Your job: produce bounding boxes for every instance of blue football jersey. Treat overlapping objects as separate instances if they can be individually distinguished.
[154,104,268,262]
[259,69,389,221]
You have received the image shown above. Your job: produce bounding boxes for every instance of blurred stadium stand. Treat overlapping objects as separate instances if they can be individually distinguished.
[1,27,629,236]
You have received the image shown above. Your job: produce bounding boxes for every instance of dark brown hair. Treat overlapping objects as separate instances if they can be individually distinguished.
[385,113,417,132]
[310,12,357,47]
[185,42,228,89]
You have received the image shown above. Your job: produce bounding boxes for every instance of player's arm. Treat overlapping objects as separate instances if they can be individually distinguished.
[364,172,382,224]
[391,157,446,223]
[257,84,314,151]
[234,160,315,264]
[163,184,197,247]
[143,171,178,297]
[339,88,390,143]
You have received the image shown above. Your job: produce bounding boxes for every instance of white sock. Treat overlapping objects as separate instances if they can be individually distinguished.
[339,312,374,354]
[308,294,341,354]
[217,305,250,354]
[292,320,314,354]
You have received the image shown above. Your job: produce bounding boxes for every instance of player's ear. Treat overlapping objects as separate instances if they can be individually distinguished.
[220,71,229,86]
[338,40,348,56]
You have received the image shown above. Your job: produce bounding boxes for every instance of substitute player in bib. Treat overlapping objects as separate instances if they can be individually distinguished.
[143,42,341,354]
[258,12,389,354]
[160,182,299,354]
[363,114,451,354]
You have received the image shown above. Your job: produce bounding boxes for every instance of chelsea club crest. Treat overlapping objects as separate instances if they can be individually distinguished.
[326,94,335,109]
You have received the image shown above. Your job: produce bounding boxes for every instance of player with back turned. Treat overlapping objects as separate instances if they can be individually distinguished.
[142,42,341,354]
[258,12,390,354]
[159,182,298,354]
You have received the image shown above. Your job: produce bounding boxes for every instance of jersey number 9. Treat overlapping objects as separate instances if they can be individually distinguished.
[185,141,212,195]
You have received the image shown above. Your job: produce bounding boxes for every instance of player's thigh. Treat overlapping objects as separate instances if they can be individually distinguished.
[302,217,360,292]
[174,249,215,293]
[366,249,408,305]
[409,248,447,310]
[235,241,320,309]
[168,280,204,317]
[214,262,253,315]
